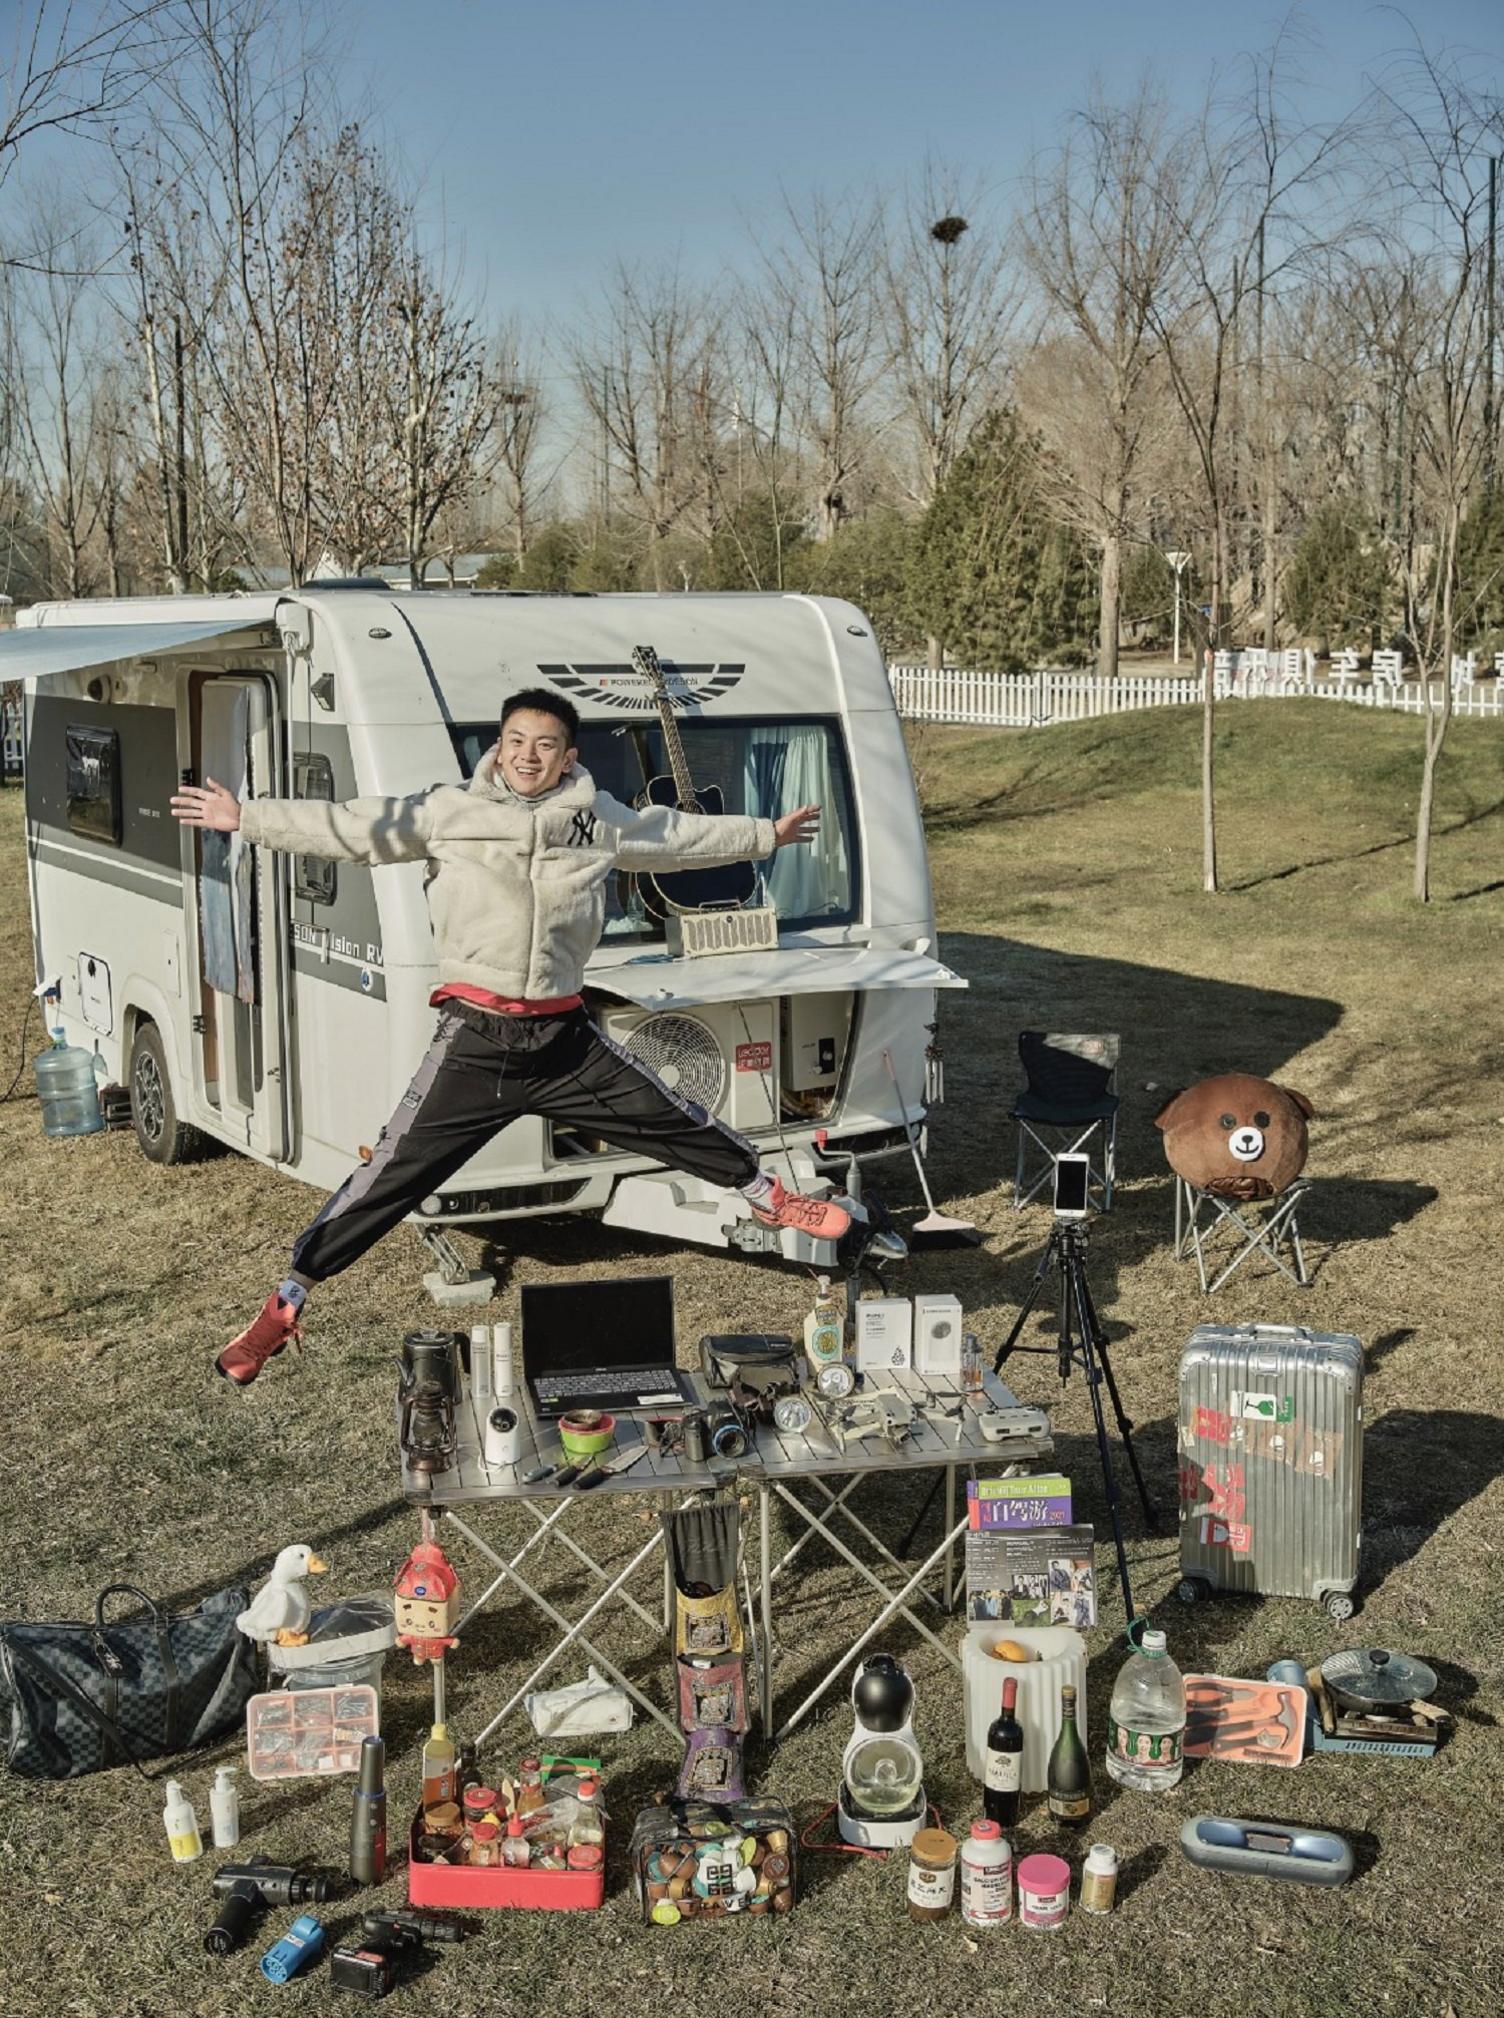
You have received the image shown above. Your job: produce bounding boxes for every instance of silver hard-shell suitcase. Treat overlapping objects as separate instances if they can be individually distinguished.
[1177,1323,1363,1620]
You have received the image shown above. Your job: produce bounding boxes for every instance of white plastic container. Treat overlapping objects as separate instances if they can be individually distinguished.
[962,1624,1087,1793]
[162,1779,203,1863]
[960,1819,1012,1929]
[469,1322,492,1402]
[35,1039,103,1137]
[210,1765,240,1848]
[492,1321,515,1398]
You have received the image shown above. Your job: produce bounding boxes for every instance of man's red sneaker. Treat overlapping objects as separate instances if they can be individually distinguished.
[217,1294,302,1386]
[748,1177,851,1243]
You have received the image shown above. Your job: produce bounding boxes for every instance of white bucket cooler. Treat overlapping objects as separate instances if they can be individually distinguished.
[961,1624,1088,1793]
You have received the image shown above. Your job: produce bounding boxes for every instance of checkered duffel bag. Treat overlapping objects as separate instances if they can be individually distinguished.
[0,1582,258,1779]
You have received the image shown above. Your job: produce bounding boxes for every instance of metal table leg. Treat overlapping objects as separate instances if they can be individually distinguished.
[943,1463,957,1612]
[759,1481,774,1741]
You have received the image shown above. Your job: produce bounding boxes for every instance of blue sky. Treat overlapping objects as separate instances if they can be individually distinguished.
[344,0,1503,336]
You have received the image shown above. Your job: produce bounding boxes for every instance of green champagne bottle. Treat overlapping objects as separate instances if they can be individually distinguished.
[1047,1683,1092,1828]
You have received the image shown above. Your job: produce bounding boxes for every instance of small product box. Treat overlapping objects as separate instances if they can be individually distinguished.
[854,1297,912,1374]
[912,1293,964,1380]
[407,1809,604,1913]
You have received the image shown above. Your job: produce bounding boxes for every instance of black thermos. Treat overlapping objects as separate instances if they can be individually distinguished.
[349,1735,387,1886]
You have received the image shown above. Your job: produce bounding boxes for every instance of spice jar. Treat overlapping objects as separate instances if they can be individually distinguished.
[906,1826,958,1921]
[467,1820,500,1867]
[422,1800,463,1843]
[463,1786,499,1826]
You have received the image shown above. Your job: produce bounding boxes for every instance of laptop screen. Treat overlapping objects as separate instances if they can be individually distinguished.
[521,1276,677,1381]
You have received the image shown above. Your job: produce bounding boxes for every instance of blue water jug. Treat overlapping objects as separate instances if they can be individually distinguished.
[35,1040,104,1137]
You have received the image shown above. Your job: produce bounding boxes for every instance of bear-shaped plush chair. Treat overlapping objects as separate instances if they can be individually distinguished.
[1154,1073,1313,1201]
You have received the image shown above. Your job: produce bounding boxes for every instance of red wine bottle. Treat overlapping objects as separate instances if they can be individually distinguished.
[983,1676,1024,1826]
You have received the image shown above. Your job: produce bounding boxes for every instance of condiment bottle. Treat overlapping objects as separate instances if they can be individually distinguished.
[457,1740,483,1796]
[468,1820,501,1867]
[567,1775,604,1848]
[1081,1842,1118,1914]
[421,1721,457,1808]
[906,1826,958,1921]
[960,1819,1012,1929]
[162,1779,203,1864]
[502,1817,532,1868]
[514,1758,546,1816]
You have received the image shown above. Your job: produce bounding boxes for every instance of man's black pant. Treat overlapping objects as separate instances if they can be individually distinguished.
[291,1003,761,1283]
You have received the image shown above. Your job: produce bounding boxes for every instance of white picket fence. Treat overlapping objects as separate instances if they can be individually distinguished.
[888,663,1504,728]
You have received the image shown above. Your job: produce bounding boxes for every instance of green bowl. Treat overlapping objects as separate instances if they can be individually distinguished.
[558,1410,616,1458]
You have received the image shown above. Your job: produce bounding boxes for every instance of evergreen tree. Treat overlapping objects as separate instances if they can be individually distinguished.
[1283,502,1389,645]
[785,508,917,656]
[1455,491,1504,656]
[705,489,806,591]
[908,409,1075,671]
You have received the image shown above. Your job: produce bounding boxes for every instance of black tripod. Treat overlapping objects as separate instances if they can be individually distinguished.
[995,1216,1157,1626]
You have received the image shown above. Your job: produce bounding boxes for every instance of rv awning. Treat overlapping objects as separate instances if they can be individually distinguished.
[589,942,965,1010]
[1,618,262,683]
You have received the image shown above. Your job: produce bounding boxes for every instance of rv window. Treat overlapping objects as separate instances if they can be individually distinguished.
[448,716,860,941]
[292,752,337,905]
[65,725,122,845]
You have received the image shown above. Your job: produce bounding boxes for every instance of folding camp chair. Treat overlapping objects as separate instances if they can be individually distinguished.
[1173,1177,1310,1293]
[1011,1032,1120,1211]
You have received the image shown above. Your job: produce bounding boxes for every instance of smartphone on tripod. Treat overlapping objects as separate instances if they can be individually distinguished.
[1053,1153,1091,1220]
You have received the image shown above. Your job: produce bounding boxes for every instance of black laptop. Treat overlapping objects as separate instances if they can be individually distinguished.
[522,1275,697,1417]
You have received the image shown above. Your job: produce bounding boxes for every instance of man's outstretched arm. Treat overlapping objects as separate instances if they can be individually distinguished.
[603,794,819,872]
[171,778,436,865]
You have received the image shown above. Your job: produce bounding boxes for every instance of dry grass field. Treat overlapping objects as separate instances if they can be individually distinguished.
[0,699,1500,2017]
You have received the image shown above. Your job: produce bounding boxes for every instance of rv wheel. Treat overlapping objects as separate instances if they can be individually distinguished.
[130,1022,198,1166]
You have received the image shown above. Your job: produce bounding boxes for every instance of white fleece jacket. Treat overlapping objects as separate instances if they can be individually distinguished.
[237,749,777,1001]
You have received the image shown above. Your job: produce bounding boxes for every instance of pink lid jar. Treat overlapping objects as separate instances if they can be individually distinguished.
[1016,1852,1071,1931]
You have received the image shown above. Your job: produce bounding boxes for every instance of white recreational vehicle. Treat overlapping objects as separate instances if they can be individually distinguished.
[11,588,962,1267]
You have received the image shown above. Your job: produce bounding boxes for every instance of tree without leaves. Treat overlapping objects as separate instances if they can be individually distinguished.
[752,190,884,543]
[1361,39,1504,903]
[1018,87,1183,682]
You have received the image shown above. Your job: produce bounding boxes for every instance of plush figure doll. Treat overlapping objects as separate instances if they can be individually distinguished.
[1154,1073,1314,1200]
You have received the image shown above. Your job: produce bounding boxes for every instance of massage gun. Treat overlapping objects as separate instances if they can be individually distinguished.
[205,1856,338,1955]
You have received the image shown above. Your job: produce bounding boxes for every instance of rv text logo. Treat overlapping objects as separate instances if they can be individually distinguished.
[565,810,598,849]
[537,663,745,712]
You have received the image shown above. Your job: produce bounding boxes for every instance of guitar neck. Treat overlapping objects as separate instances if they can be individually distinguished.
[634,646,698,808]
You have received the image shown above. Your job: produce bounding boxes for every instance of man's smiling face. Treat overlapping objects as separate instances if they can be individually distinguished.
[497,709,577,797]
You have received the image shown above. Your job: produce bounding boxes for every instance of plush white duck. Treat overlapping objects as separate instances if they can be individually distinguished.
[237,1545,329,1647]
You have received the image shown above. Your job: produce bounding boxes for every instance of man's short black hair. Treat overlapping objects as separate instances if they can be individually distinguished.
[500,687,580,744]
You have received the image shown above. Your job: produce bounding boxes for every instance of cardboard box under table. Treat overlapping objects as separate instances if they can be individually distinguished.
[400,1371,1052,1749]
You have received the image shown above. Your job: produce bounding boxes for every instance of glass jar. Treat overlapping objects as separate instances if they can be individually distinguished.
[906,1826,958,1921]
[514,1759,546,1816]
[468,1821,500,1867]
[463,1786,499,1827]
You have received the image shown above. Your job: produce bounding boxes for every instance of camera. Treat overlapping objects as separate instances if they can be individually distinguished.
[1052,1152,1091,1222]
[703,1402,750,1460]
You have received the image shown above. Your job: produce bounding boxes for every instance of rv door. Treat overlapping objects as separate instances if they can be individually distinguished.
[184,672,290,1159]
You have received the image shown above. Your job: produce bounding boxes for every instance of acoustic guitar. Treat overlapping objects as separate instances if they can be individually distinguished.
[631,643,761,919]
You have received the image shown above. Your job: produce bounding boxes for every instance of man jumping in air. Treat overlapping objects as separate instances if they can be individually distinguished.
[171,686,850,1385]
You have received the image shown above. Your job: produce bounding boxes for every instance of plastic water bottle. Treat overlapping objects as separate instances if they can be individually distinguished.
[35,1032,104,1137]
[1104,1628,1186,1792]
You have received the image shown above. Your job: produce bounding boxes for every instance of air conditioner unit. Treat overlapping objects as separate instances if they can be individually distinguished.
[599,1000,778,1133]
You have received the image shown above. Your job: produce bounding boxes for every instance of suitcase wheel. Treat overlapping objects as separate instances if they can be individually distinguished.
[1323,1591,1356,1622]
[1176,1576,1211,1606]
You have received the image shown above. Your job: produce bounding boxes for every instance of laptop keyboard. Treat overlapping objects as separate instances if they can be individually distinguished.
[535,1368,679,1401]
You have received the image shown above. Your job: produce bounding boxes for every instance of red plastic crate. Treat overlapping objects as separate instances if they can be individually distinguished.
[406,1810,604,1912]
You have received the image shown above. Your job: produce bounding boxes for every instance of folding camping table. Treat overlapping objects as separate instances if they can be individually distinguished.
[399,1371,1053,1749]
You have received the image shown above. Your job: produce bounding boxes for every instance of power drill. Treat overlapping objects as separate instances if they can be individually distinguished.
[205,1856,339,1956]
[330,1909,468,1998]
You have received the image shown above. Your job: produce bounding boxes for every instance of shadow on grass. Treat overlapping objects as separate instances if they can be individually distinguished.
[1222,793,1504,892]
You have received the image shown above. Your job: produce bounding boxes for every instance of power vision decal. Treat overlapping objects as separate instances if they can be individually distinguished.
[537,663,745,711]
